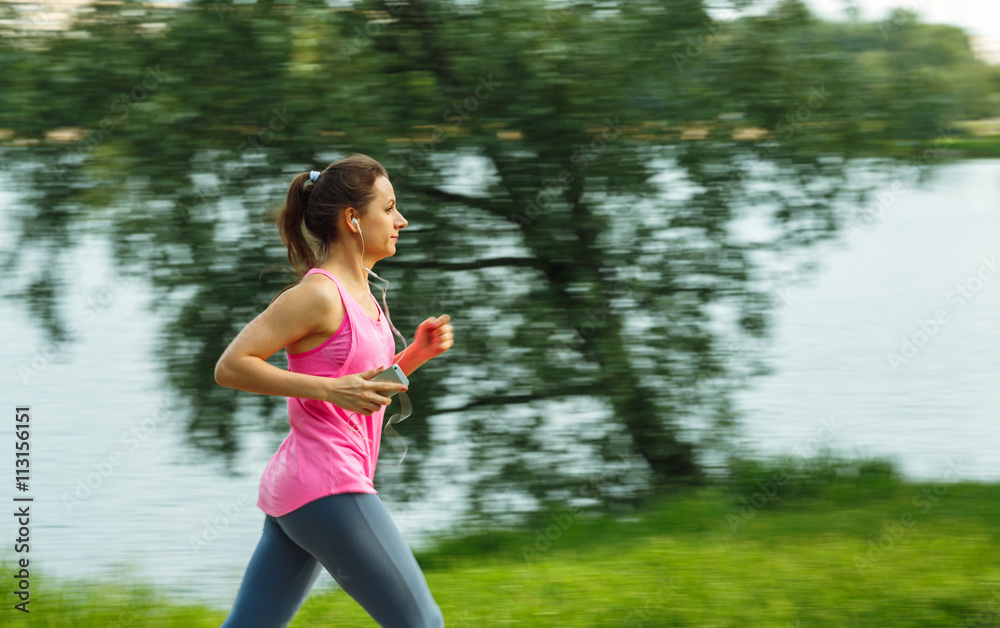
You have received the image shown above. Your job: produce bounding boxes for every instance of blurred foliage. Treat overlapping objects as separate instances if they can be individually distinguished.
[722,452,900,505]
[1,0,997,526]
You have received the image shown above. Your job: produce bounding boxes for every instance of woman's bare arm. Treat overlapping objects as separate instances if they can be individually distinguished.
[214,281,340,401]
[394,344,431,378]
[214,281,408,415]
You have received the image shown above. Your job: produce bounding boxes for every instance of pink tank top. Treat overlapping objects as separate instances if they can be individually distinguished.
[257,268,396,517]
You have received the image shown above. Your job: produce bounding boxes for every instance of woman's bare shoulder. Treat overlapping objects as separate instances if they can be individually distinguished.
[274,274,346,339]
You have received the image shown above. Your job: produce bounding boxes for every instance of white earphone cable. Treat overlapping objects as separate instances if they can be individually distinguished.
[351,218,411,467]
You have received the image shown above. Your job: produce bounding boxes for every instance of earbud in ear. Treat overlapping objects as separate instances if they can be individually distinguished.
[351,218,359,228]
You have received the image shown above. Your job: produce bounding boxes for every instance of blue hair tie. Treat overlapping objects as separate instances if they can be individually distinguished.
[309,170,321,183]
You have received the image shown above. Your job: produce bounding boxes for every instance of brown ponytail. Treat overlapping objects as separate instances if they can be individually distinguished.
[268,153,388,306]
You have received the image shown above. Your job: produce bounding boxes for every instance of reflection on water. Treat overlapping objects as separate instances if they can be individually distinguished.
[2,160,1000,609]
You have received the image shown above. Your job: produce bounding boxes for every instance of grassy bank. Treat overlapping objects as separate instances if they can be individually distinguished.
[948,137,1000,158]
[4,465,1000,626]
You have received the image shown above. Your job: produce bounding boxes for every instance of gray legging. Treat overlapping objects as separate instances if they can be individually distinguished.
[220,492,444,628]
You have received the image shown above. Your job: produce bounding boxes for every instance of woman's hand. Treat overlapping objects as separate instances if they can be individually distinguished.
[325,366,409,416]
[412,314,453,360]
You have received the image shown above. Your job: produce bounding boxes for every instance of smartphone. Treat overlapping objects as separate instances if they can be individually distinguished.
[370,364,409,397]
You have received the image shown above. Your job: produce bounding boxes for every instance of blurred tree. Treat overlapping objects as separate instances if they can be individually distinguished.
[0,0,995,526]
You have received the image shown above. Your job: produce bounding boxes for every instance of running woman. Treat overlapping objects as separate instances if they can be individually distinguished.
[214,153,453,627]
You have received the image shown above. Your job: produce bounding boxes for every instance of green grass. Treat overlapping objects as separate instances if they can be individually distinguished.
[947,137,1000,158]
[840,136,1000,161]
[5,469,1000,626]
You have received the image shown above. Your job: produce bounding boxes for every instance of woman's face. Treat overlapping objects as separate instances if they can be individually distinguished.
[357,175,407,258]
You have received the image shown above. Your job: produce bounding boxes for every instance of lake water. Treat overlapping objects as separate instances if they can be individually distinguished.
[733,158,1000,483]
[1,158,998,611]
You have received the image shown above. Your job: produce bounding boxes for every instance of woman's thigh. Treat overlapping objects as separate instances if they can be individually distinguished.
[276,492,444,628]
[220,514,324,628]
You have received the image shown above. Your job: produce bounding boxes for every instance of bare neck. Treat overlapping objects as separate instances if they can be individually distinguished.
[319,235,376,294]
